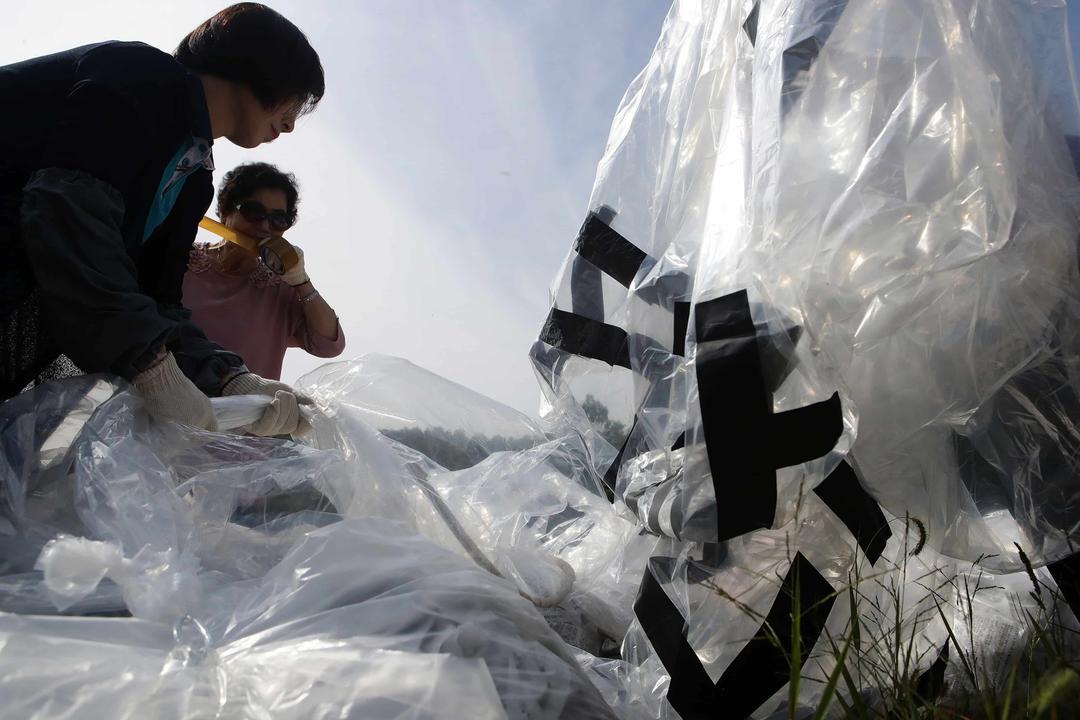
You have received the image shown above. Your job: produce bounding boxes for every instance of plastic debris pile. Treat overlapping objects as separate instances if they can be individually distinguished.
[2,1,1080,718]
[531,0,1080,716]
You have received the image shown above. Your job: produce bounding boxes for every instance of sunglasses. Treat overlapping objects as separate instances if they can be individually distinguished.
[235,200,295,232]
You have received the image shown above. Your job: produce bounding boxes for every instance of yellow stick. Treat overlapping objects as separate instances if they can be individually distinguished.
[198,216,300,273]
[198,216,260,253]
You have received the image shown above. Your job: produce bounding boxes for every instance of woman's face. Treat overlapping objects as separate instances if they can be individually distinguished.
[229,90,302,149]
[223,187,291,239]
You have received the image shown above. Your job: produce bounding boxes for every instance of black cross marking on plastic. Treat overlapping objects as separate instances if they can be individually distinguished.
[634,552,837,719]
[549,212,898,720]
[695,289,842,540]
[538,209,688,496]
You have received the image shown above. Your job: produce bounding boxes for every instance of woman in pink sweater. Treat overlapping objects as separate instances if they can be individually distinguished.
[183,163,344,380]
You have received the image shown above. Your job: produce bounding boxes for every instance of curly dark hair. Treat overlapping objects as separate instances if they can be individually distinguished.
[175,3,324,116]
[216,162,300,221]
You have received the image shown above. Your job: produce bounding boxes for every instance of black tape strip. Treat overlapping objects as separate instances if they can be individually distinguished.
[743,2,760,46]
[569,207,624,319]
[696,290,756,342]
[646,474,679,537]
[571,208,693,310]
[555,209,685,496]
[694,290,842,541]
[1066,135,1080,181]
[695,290,775,539]
[915,643,949,702]
[780,2,849,114]
[539,308,631,369]
[673,301,690,357]
[768,392,842,470]
[782,36,824,85]
[713,553,836,718]
[570,254,605,320]
[813,460,891,564]
[634,566,722,719]
[1048,551,1080,620]
[603,416,636,495]
[756,319,803,392]
[634,553,837,719]
[574,212,647,289]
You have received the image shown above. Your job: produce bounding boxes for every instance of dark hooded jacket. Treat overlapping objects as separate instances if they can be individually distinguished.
[0,41,246,398]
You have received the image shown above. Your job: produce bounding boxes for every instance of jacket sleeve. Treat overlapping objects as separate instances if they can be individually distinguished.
[18,72,181,380]
[20,167,178,379]
[19,69,246,392]
[159,302,249,396]
[140,171,249,396]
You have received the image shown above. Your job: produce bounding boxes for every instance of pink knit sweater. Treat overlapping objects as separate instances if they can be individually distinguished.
[183,245,345,380]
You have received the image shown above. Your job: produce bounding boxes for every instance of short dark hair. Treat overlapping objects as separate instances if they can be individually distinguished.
[175,3,324,116]
[217,162,300,222]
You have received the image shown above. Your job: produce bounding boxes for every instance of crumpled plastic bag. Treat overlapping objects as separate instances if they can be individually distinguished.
[529,0,1080,716]
[0,371,619,718]
[3,1,1080,718]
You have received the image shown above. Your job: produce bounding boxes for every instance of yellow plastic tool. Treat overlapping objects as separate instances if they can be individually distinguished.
[198,216,300,275]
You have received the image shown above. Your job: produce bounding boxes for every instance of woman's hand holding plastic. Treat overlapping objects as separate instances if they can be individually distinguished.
[132,352,218,431]
[221,372,312,436]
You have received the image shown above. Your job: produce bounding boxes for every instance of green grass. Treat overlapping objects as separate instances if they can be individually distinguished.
[710,518,1080,719]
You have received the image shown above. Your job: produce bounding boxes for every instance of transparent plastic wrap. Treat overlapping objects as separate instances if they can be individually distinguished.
[297,354,653,642]
[301,354,549,470]
[537,0,1080,555]
[2,520,613,720]
[754,0,1080,569]
[530,0,1080,716]
[0,375,618,718]
[3,0,1080,718]
[426,438,653,639]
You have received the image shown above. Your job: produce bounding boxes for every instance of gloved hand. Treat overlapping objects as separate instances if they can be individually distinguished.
[132,352,217,431]
[221,372,311,436]
[279,245,309,287]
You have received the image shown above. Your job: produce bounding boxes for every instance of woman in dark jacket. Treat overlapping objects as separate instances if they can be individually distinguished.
[0,3,324,435]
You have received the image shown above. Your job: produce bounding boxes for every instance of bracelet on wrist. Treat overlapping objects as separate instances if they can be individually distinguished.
[298,289,321,304]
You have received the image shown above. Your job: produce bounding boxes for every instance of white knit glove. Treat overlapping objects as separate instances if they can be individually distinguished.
[221,372,311,437]
[132,353,217,431]
[279,245,309,287]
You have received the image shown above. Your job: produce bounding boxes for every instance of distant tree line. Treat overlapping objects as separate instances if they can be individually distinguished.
[380,395,626,471]
[581,394,628,448]
[382,426,538,471]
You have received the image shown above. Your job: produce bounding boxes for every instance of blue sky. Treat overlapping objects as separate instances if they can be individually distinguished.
[3,1,1079,414]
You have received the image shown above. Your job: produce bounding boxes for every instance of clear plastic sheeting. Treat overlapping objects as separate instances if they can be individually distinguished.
[297,354,651,636]
[535,0,1080,561]
[0,525,555,720]
[2,1,1080,719]
[531,0,1080,717]
[302,355,550,470]
[0,373,619,718]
